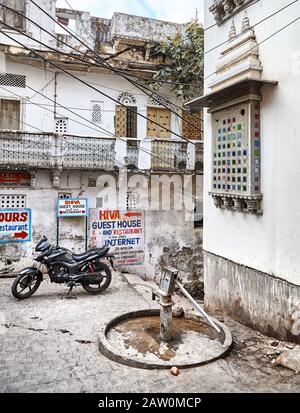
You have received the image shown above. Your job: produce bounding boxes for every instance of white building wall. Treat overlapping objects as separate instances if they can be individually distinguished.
[203,0,300,286]
[1,60,180,140]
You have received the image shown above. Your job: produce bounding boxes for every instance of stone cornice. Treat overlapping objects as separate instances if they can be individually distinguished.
[209,0,257,25]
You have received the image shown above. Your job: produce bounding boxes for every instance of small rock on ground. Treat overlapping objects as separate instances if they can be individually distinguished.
[276,349,300,373]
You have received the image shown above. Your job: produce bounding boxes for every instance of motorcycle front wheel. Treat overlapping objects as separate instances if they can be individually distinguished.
[11,273,42,300]
[82,263,112,295]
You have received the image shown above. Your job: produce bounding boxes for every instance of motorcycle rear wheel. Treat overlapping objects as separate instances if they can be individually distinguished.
[11,273,41,300]
[82,264,112,295]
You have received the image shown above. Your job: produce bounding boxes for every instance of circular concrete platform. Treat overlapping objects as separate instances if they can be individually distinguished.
[98,309,232,370]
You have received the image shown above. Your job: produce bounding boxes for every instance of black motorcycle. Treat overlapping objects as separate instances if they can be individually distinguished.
[11,236,114,300]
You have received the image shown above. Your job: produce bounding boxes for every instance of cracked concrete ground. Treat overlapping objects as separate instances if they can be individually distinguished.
[0,273,299,393]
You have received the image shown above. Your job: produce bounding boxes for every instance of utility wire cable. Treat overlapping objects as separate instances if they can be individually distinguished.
[0,87,199,207]
[1,21,198,145]
[0,72,192,172]
[27,0,203,134]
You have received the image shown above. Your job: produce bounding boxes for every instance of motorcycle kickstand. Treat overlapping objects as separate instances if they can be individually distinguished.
[63,283,77,300]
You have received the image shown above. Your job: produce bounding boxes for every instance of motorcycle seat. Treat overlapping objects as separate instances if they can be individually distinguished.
[72,247,109,262]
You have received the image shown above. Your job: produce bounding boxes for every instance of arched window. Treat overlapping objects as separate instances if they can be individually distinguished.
[117,92,137,106]
[115,92,137,139]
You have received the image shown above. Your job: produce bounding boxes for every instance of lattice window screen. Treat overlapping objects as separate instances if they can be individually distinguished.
[127,193,138,210]
[115,105,137,138]
[58,193,72,200]
[0,99,20,130]
[115,106,127,137]
[182,110,203,140]
[0,73,26,88]
[91,102,103,124]
[3,0,26,31]
[126,106,137,139]
[88,177,97,187]
[0,194,26,208]
[147,107,171,139]
[55,118,68,134]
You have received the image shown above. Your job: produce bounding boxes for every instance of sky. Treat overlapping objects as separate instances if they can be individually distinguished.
[56,0,204,24]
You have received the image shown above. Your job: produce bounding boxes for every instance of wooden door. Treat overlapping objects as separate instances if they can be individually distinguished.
[0,99,20,130]
[115,105,127,137]
[182,110,203,140]
[147,107,171,139]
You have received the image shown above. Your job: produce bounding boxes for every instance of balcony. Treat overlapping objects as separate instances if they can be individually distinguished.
[62,135,115,170]
[0,131,203,176]
[151,140,189,171]
[0,131,116,171]
[209,0,256,25]
[0,131,53,168]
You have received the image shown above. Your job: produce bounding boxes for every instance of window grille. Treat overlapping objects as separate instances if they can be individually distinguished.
[58,193,72,200]
[182,110,203,140]
[0,194,26,209]
[117,92,136,105]
[55,118,68,134]
[115,106,137,139]
[91,102,103,124]
[127,193,138,211]
[0,73,26,88]
[88,177,97,187]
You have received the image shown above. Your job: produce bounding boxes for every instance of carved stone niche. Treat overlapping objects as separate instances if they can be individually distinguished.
[209,0,257,25]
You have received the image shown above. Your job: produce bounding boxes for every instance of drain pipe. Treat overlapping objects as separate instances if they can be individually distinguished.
[175,280,221,334]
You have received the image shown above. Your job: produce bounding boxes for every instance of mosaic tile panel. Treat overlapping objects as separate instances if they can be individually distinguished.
[212,103,250,194]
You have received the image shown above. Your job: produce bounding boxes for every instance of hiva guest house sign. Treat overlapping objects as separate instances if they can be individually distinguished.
[89,210,145,266]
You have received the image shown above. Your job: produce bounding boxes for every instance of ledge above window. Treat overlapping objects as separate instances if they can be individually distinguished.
[209,0,257,25]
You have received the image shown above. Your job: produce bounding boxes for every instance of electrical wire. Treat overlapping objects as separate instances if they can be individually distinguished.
[27,0,203,134]
[1,21,199,144]
[0,91,199,208]
[204,16,300,81]
[0,74,193,172]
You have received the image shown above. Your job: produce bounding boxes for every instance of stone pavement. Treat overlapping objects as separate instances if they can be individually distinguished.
[0,273,299,393]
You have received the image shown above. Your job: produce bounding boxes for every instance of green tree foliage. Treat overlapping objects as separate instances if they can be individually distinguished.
[150,20,204,102]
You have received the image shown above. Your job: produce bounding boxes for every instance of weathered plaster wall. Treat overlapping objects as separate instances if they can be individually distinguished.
[203,0,300,286]
[0,170,116,274]
[0,171,203,284]
[110,12,183,43]
[204,251,300,344]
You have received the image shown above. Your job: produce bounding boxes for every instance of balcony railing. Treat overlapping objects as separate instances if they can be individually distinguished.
[151,140,188,171]
[209,0,255,25]
[62,135,115,170]
[125,140,139,170]
[0,131,53,168]
[0,131,203,173]
[0,131,116,171]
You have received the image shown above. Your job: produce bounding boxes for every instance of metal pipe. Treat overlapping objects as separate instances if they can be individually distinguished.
[175,280,221,334]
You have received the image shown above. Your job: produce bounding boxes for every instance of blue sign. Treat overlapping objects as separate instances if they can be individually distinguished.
[0,209,32,244]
